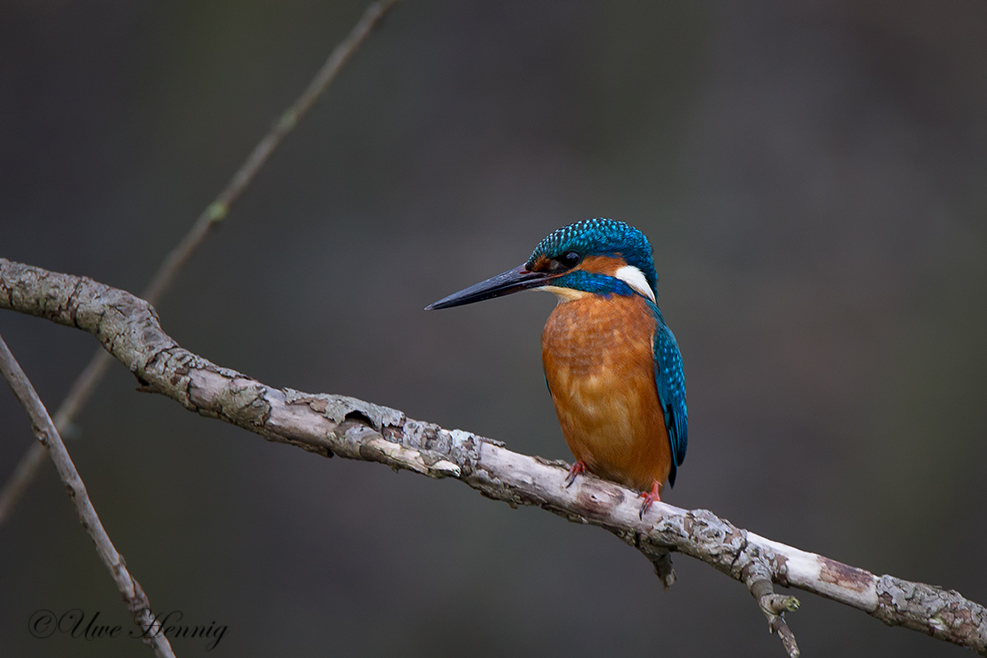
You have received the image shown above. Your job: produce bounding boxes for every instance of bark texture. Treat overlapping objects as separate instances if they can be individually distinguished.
[0,333,175,658]
[2,257,984,656]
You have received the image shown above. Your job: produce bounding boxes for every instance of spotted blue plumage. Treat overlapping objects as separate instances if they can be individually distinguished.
[428,217,688,499]
[534,217,688,487]
[651,305,688,486]
[527,218,658,294]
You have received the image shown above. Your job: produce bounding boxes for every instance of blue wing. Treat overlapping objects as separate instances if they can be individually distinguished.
[650,306,688,486]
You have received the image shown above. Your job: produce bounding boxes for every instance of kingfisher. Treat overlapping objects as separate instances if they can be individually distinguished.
[427,219,687,517]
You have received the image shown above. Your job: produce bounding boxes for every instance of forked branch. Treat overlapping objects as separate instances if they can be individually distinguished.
[0,0,402,529]
[2,257,985,656]
[0,333,175,658]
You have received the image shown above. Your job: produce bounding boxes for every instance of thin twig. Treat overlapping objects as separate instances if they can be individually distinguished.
[0,0,402,528]
[142,0,401,303]
[4,257,987,656]
[0,332,176,658]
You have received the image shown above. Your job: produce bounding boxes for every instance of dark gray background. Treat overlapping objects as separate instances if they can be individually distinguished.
[2,1,985,656]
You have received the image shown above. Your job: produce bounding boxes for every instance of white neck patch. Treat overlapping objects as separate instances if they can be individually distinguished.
[614,265,656,303]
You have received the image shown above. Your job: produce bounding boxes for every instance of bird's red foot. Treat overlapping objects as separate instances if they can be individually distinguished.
[565,460,587,488]
[639,481,662,519]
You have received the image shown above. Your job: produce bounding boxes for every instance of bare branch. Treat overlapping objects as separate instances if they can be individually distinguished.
[0,0,402,528]
[142,0,402,304]
[3,256,986,656]
[749,573,801,657]
[0,332,176,658]
[0,430,47,523]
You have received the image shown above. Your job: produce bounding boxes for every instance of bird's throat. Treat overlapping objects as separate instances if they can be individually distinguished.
[537,285,589,303]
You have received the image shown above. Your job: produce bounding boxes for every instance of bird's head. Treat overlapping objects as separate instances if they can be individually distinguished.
[426,218,657,310]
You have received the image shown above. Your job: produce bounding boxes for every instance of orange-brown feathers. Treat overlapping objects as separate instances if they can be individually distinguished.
[541,292,671,494]
[575,255,626,276]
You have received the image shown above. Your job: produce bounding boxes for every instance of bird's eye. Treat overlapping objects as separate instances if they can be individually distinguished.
[560,251,581,268]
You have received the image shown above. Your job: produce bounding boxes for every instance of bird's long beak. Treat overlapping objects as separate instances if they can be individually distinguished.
[425,264,555,310]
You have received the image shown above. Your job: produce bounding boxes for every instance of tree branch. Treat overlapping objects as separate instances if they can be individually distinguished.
[0,0,402,528]
[3,256,985,656]
[0,331,176,658]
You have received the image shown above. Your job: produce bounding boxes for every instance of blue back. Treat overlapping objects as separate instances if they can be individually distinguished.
[650,303,688,486]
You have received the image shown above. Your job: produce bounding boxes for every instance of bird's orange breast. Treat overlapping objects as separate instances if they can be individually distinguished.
[541,293,671,494]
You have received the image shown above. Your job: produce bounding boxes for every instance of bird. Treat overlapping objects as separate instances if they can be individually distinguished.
[426,218,687,518]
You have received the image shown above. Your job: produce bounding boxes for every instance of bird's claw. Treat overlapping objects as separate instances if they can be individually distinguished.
[639,481,662,519]
[565,460,587,488]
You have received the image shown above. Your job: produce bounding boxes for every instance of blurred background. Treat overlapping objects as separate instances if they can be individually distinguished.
[1,1,986,656]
